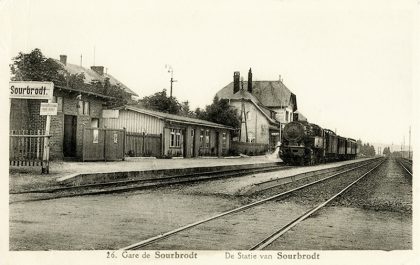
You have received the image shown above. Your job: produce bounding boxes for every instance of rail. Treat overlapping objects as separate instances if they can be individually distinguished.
[121,158,381,250]
[250,159,384,250]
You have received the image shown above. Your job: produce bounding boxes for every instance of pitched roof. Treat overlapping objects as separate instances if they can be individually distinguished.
[120,105,234,130]
[224,89,278,125]
[216,80,297,111]
[294,110,308,122]
[54,60,138,96]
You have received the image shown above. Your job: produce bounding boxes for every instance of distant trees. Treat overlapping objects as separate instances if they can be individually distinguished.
[357,139,376,157]
[139,93,240,129]
[179,100,195,117]
[383,147,391,156]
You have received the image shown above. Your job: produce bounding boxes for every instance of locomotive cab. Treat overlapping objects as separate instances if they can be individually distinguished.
[280,121,324,165]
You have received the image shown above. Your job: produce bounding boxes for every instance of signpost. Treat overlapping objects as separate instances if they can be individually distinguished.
[40,103,58,116]
[9,81,54,173]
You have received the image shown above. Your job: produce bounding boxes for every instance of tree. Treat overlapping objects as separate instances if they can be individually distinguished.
[383,146,391,156]
[10,48,65,84]
[140,89,181,114]
[179,100,195,117]
[195,96,240,128]
[356,139,376,157]
[10,48,130,106]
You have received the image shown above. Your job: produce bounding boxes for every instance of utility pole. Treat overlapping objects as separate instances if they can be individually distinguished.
[403,136,405,158]
[165,65,177,98]
[240,97,248,143]
[408,126,411,160]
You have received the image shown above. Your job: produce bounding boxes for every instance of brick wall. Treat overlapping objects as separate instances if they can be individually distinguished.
[54,90,104,159]
[19,89,107,160]
[9,99,30,130]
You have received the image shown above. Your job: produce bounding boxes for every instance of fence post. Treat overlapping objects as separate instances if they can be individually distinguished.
[142,132,145,156]
[104,128,107,162]
[122,127,126,161]
[82,125,85,162]
[160,132,164,157]
[42,114,51,174]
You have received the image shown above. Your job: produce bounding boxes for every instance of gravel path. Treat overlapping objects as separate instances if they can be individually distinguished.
[332,157,412,214]
[266,157,412,250]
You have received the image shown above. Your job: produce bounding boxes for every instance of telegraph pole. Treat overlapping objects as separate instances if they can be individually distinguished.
[403,136,405,158]
[166,65,177,98]
[408,126,411,160]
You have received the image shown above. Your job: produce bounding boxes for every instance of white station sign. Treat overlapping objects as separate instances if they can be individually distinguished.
[9,81,54,100]
[40,103,58,116]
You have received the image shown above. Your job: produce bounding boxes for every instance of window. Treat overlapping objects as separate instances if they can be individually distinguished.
[222,133,227,148]
[170,128,182,147]
[248,132,255,143]
[78,100,90,115]
[84,101,90,115]
[205,130,210,148]
[78,101,83,115]
[200,130,204,147]
[91,118,99,128]
[285,111,289,121]
[52,96,63,112]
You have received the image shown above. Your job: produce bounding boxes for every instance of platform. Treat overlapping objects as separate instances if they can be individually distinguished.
[9,155,281,192]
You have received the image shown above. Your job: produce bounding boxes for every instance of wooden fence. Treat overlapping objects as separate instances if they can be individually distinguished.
[9,130,50,168]
[125,132,162,157]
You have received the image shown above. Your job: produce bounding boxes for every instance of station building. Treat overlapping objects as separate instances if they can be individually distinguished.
[103,105,233,158]
[9,55,138,160]
[216,69,298,150]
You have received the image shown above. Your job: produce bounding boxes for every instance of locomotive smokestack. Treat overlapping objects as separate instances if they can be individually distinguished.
[233,71,240,94]
[247,68,253,93]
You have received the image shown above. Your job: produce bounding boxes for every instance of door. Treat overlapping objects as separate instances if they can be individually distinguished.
[63,115,77,157]
[215,132,219,156]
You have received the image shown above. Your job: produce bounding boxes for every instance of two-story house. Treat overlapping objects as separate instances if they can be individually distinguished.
[216,69,298,149]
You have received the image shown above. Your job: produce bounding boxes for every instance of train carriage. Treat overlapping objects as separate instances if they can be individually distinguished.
[337,136,347,160]
[324,129,338,161]
[346,138,357,159]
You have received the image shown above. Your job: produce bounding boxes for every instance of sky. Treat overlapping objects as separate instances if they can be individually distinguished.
[1,0,418,147]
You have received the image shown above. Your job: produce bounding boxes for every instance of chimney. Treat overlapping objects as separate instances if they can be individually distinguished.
[91,66,104,76]
[60,55,67,65]
[247,68,253,93]
[233,71,240,94]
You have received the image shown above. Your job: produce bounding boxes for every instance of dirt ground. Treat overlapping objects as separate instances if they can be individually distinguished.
[10,189,243,250]
[9,157,408,250]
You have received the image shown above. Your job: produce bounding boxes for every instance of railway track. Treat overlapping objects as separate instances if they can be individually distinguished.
[121,158,383,250]
[398,158,412,177]
[250,159,383,250]
[10,163,292,203]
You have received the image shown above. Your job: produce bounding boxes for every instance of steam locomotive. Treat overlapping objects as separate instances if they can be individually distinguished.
[279,121,358,165]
